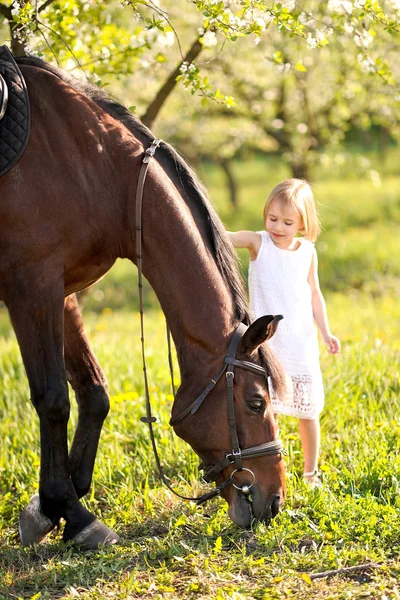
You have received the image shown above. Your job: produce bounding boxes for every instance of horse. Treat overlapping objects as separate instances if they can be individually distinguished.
[0,55,287,549]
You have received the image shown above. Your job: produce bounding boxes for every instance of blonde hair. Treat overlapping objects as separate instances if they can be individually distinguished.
[263,179,321,242]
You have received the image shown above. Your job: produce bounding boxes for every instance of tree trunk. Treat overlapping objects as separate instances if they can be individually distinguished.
[290,161,310,181]
[0,1,28,56]
[219,158,238,209]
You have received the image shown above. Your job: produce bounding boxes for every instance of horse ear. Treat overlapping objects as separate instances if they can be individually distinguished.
[240,315,283,355]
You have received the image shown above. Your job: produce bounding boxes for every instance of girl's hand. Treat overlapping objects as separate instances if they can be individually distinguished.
[323,334,341,354]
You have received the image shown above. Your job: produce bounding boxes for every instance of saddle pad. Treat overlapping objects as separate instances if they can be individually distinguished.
[0,45,30,177]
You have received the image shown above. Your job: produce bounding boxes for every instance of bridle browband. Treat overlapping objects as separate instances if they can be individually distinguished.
[136,139,284,505]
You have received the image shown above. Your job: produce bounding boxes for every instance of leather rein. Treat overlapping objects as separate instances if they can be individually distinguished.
[136,139,284,505]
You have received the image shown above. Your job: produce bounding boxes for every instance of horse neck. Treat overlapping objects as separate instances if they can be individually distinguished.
[131,159,236,379]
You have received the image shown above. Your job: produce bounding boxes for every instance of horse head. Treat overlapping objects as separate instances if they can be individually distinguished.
[172,315,286,528]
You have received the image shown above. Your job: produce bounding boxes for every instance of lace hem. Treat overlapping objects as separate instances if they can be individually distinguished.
[270,373,323,418]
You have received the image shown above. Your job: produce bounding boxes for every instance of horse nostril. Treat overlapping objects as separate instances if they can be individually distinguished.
[271,494,281,518]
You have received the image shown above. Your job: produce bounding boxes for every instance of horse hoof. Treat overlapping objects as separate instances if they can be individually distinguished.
[19,494,54,546]
[70,519,119,549]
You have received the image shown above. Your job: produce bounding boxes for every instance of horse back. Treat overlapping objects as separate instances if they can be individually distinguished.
[0,64,141,299]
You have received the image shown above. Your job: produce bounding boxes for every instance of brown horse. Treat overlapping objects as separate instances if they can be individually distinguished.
[0,56,286,548]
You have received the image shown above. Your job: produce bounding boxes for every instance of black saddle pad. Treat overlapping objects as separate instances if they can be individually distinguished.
[0,45,30,177]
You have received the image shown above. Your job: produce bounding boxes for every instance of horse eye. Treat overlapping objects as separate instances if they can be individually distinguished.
[247,398,265,412]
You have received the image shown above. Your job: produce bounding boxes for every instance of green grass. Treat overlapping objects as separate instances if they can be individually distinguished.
[1,296,400,599]
[1,156,400,598]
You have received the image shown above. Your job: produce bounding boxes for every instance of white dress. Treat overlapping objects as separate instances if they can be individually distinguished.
[249,231,324,419]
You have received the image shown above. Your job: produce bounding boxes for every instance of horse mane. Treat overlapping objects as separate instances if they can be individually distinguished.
[17,56,250,325]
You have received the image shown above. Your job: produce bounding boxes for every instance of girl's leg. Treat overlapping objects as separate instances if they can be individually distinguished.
[274,414,279,436]
[298,418,320,482]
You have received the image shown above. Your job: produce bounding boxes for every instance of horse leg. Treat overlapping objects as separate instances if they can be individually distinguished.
[6,275,118,548]
[64,294,110,499]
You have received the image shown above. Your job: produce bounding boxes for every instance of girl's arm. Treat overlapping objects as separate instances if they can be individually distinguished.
[227,230,262,261]
[308,248,341,354]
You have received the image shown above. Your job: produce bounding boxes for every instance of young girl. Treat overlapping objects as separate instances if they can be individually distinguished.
[227,179,340,486]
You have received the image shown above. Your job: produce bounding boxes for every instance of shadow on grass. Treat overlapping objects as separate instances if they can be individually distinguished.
[0,514,262,599]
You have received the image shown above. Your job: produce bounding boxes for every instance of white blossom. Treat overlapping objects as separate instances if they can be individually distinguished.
[328,0,353,14]
[202,31,218,47]
[343,22,354,34]
[254,17,266,30]
[281,0,296,10]
[354,30,374,48]
[157,31,175,48]
[306,34,318,49]
[299,12,314,26]
[357,53,374,73]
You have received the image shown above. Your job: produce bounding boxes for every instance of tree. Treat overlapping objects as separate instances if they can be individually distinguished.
[0,0,398,192]
[1,1,399,111]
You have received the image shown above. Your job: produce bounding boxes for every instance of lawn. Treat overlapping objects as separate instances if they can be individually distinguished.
[0,156,399,599]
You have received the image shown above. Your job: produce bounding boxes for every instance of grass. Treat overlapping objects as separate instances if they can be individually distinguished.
[1,156,400,598]
[1,296,400,599]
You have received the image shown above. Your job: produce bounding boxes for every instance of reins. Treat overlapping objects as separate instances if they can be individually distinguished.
[135,139,284,505]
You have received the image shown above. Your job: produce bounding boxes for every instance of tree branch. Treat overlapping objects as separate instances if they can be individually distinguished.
[0,3,12,20]
[141,36,203,129]
[309,562,382,581]
[38,0,57,13]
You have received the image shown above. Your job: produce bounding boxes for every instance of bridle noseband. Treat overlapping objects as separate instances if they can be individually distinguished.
[136,139,284,506]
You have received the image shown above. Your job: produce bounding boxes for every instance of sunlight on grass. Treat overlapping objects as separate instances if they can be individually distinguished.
[0,161,399,598]
[1,294,399,598]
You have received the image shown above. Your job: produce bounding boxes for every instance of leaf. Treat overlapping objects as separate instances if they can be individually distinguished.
[301,573,313,585]
[173,514,188,528]
[295,61,307,72]
[214,536,223,553]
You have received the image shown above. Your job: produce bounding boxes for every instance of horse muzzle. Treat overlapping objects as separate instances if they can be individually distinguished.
[226,485,285,528]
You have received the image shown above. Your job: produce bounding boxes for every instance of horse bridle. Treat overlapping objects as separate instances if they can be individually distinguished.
[136,139,284,505]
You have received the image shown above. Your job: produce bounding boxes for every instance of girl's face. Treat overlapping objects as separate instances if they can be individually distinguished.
[265,199,303,249]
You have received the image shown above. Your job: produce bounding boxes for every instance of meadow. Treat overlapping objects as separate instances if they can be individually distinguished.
[0,153,399,599]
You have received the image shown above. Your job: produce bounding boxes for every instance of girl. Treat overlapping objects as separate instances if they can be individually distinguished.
[227,179,340,486]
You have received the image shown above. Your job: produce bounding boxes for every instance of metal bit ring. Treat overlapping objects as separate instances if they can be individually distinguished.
[231,467,255,493]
